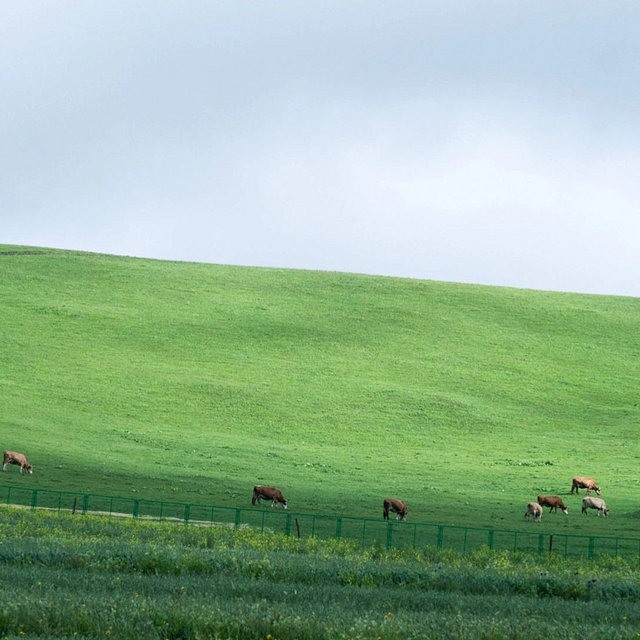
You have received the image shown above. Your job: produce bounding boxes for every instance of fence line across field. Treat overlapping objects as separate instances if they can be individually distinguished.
[1,483,638,561]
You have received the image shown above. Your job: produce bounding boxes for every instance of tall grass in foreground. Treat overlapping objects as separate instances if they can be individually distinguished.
[0,509,639,639]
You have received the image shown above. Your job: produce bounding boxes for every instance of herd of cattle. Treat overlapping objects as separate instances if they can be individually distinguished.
[4,451,609,523]
[253,476,609,522]
[525,476,610,521]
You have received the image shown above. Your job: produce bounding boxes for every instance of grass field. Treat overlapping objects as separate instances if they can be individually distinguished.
[1,508,639,640]
[1,244,639,539]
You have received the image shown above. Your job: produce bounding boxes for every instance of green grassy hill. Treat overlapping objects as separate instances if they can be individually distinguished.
[1,244,638,537]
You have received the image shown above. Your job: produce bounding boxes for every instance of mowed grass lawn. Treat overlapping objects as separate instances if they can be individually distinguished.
[1,245,639,538]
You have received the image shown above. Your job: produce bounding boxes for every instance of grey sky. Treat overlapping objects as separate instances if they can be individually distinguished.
[2,1,640,296]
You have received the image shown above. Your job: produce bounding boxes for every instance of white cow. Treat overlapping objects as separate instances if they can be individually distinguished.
[582,497,609,517]
[524,502,542,522]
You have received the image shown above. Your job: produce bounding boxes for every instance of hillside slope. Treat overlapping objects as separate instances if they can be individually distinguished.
[1,245,638,536]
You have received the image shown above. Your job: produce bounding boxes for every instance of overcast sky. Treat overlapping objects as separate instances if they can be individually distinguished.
[2,1,640,296]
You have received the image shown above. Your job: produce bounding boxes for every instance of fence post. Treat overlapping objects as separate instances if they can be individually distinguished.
[132,500,140,519]
[234,509,242,530]
[184,504,191,525]
[436,526,444,550]
[537,534,544,554]
[30,490,38,510]
[463,528,468,554]
[295,518,301,538]
[284,513,292,536]
[487,529,494,550]
[386,522,394,550]
[588,537,595,560]
[335,517,343,540]
[82,494,89,515]
[6,487,11,506]
[548,535,554,555]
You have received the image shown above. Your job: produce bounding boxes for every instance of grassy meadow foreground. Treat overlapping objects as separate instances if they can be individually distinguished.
[0,509,639,640]
[1,245,639,539]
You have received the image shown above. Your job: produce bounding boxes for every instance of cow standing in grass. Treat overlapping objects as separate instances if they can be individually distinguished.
[525,502,542,522]
[252,485,287,509]
[570,476,601,496]
[537,495,568,514]
[2,451,32,474]
[383,498,407,521]
[582,497,610,517]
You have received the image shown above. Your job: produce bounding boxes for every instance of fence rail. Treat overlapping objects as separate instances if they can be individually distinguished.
[1,483,638,561]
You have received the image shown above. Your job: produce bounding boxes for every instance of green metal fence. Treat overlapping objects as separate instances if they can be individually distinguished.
[1,483,638,561]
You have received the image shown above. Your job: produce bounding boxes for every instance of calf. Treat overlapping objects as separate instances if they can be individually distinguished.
[582,497,609,517]
[383,498,408,521]
[524,502,542,522]
[570,476,601,496]
[252,485,287,509]
[2,451,33,474]
[537,495,568,514]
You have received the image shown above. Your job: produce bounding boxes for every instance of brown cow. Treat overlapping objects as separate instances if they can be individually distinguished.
[570,476,601,496]
[383,498,407,521]
[252,485,287,509]
[537,495,568,514]
[3,451,33,474]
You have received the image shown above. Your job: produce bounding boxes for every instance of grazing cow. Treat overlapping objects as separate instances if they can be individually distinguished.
[251,485,287,509]
[383,498,407,521]
[570,476,601,496]
[524,502,542,522]
[537,495,568,514]
[2,451,32,474]
[582,497,609,517]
